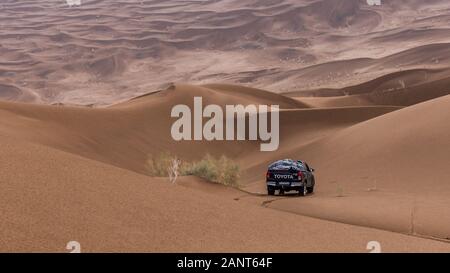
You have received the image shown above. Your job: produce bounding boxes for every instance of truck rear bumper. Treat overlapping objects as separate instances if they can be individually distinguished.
[267,181,305,191]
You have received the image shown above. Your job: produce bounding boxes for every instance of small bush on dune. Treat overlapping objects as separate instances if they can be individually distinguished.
[182,155,240,188]
[217,156,240,187]
[181,155,217,181]
[146,153,240,188]
[146,152,176,177]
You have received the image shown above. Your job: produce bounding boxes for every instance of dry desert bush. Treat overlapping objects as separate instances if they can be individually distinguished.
[146,153,240,188]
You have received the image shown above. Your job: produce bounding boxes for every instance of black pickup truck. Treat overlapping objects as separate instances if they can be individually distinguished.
[266,159,315,196]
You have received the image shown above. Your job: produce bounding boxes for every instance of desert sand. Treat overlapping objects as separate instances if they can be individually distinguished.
[0,0,450,252]
[1,83,449,252]
[2,0,450,105]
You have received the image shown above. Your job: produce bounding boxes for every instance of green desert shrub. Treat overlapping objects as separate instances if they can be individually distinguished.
[146,152,176,177]
[182,154,240,188]
[146,153,240,188]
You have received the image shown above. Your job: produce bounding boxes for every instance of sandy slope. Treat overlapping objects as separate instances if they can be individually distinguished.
[0,0,449,252]
[0,83,449,251]
[0,84,399,176]
[1,135,450,252]
[246,95,450,241]
[287,68,450,107]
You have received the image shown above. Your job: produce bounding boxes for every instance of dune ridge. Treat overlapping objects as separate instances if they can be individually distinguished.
[0,84,399,176]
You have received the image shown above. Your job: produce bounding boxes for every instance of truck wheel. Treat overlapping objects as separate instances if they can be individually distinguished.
[298,184,307,196]
[307,186,314,194]
[267,187,275,196]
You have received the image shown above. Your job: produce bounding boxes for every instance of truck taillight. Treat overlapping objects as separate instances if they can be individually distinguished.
[266,171,270,179]
[298,171,304,181]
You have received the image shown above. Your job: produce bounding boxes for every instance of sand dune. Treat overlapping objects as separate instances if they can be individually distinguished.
[2,134,450,252]
[0,83,449,251]
[0,84,398,176]
[288,68,450,106]
[0,0,450,252]
[1,0,450,105]
[2,83,449,245]
[272,43,450,93]
[248,95,450,241]
[0,83,37,102]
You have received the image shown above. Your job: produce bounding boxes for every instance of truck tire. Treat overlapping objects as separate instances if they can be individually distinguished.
[298,184,307,196]
[267,187,275,196]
